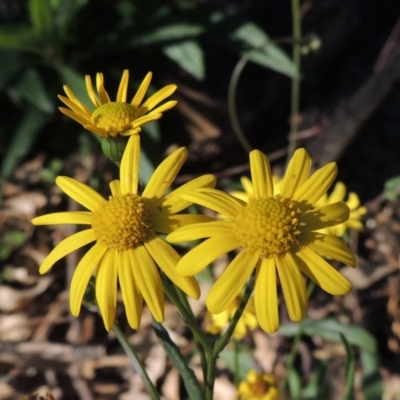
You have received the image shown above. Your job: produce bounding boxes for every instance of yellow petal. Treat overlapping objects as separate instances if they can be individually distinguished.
[255,258,279,333]
[59,107,92,127]
[249,150,273,198]
[109,180,121,196]
[142,147,187,201]
[294,162,337,206]
[120,135,140,195]
[180,188,245,220]
[144,232,200,299]
[69,243,107,315]
[96,249,118,331]
[167,220,233,242]
[129,246,164,322]
[58,95,91,119]
[96,72,110,104]
[118,250,143,329]
[329,182,346,203]
[56,176,105,211]
[240,176,254,196]
[131,113,162,128]
[82,123,108,138]
[116,70,129,103]
[302,201,350,230]
[148,100,177,115]
[32,211,92,225]
[151,213,214,234]
[176,235,240,277]
[206,250,258,314]
[85,75,100,108]
[140,84,177,112]
[295,248,352,295]
[157,174,216,213]
[280,148,311,198]
[276,255,306,322]
[39,229,96,274]
[131,72,152,108]
[306,233,357,266]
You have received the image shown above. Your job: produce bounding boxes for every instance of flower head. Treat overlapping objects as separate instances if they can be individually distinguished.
[205,296,258,339]
[167,149,357,333]
[238,370,278,400]
[58,70,177,138]
[32,136,215,330]
[316,182,367,237]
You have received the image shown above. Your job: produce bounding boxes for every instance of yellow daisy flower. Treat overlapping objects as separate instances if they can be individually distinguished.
[167,149,357,333]
[32,135,215,330]
[58,70,177,138]
[238,370,278,400]
[230,175,283,202]
[316,181,367,237]
[205,296,258,340]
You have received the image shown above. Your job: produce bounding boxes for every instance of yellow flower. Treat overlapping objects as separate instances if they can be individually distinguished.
[205,297,258,340]
[32,135,215,330]
[238,370,278,400]
[58,70,177,138]
[168,149,357,333]
[230,175,283,202]
[316,182,367,237]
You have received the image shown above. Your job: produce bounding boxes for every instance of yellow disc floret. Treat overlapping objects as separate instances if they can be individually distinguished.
[235,196,303,258]
[91,102,139,136]
[92,193,151,250]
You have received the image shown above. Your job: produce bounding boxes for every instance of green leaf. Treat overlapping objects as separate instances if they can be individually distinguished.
[301,361,329,399]
[0,105,48,180]
[131,23,204,47]
[287,369,302,400]
[229,22,295,77]
[139,148,155,185]
[219,348,255,380]
[341,333,355,400]
[57,65,91,108]
[0,26,40,52]
[384,175,400,200]
[29,0,54,36]
[163,40,205,80]
[0,230,27,260]
[51,0,88,35]
[152,320,204,400]
[13,68,54,113]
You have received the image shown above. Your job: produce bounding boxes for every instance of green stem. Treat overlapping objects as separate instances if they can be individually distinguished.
[205,276,255,400]
[112,324,160,400]
[286,0,302,165]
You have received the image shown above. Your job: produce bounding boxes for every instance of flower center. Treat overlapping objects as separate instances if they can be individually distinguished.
[235,196,304,258]
[249,378,271,396]
[91,102,139,136]
[91,193,151,250]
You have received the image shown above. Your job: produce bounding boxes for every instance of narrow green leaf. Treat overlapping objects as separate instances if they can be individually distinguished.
[287,369,302,400]
[51,0,88,35]
[152,320,204,400]
[163,40,205,80]
[341,333,355,400]
[0,26,40,52]
[219,348,255,380]
[0,105,48,179]
[29,0,54,36]
[14,68,54,113]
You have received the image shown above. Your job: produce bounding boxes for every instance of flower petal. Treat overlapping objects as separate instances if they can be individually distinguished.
[148,100,177,115]
[129,245,164,322]
[118,250,143,329]
[96,72,110,104]
[250,150,273,198]
[39,229,96,274]
[85,75,100,108]
[329,182,346,203]
[56,176,105,211]
[295,248,352,295]
[255,258,279,333]
[131,113,162,128]
[276,255,307,322]
[180,188,245,220]
[306,233,357,266]
[144,232,200,299]
[157,174,217,213]
[294,162,337,206]
[206,250,258,314]
[142,147,187,201]
[109,180,121,196]
[240,176,254,197]
[32,211,92,225]
[131,72,152,108]
[96,248,118,330]
[116,70,129,103]
[176,235,240,277]
[280,148,311,198]
[140,84,177,112]
[151,213,214,234]
[58,95,91,118]
[302,201,350,230]
[120,135,140,194]
[69,243,107,316]
[59,107,93,129]
[167,220,233,242]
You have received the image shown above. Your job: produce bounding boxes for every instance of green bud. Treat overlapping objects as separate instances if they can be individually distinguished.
[101,136,129,163]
